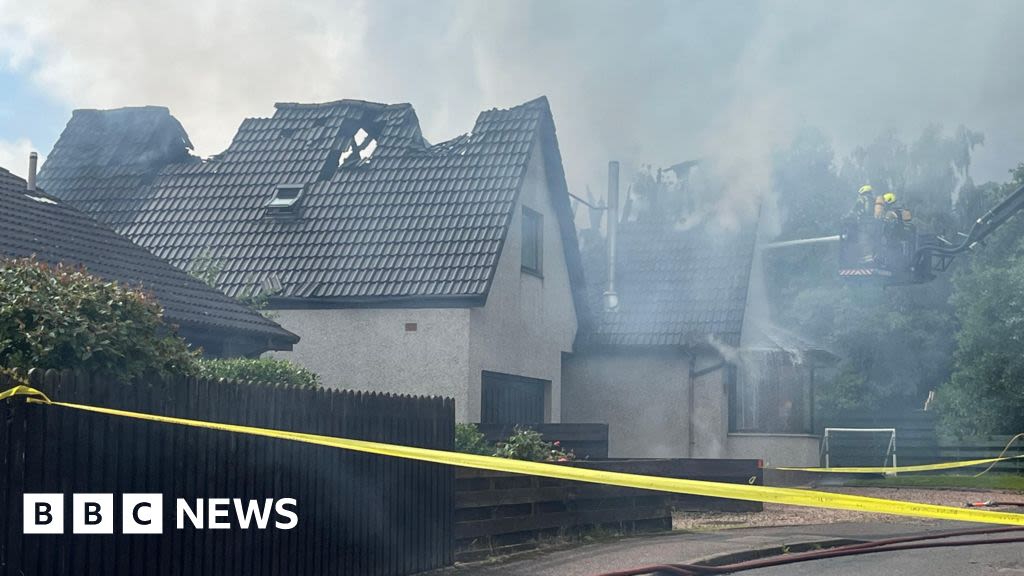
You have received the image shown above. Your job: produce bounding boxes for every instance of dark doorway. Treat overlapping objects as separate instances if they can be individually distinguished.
[480,371,547,424]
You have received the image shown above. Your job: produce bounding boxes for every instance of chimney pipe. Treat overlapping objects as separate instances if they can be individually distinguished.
[27,152,38,191]
[603,161,620,311]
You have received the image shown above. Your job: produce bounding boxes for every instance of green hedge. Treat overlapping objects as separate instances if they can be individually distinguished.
[0,258,196,379]
[196,357,321,388]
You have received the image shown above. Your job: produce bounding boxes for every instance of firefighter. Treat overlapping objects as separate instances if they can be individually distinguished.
[879,192,910,265]
[881,192,899,220]
[854,184,874,219]
[845,184,878,264]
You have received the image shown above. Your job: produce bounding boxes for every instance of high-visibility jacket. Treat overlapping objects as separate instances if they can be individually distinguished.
[856,193,873,217]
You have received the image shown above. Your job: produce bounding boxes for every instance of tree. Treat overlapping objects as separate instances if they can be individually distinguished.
[938,164,1024,436]
[186,247,223,288]
[187,248,279,318]
[0,258,197,379]
[766,126,975,416]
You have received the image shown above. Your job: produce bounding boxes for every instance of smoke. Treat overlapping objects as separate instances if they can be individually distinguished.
[3,0,1024,213]
[0,138,41,179]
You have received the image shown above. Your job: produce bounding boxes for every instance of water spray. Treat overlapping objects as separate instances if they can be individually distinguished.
[759,234,842,250]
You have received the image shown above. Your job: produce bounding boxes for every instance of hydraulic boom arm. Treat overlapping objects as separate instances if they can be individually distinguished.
[919,183,1024,257]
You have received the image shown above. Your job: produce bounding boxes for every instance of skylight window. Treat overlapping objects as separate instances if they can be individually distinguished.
[265,183,304,217]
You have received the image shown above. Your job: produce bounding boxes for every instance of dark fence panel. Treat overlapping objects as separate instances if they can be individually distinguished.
[822,410,940,466]
[576,459,763,512]
[454,468,670,561]
[821,411,1023,472]
[0,368,454,576]
[454,458,762,561]
[475,423,609,459]
[938,437,1024,474]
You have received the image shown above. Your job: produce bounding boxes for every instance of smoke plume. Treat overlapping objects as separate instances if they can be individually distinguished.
[2,0,1023,212]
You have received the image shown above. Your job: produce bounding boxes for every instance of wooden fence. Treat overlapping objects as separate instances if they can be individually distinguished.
[455,468,670,561]
[475,423,610,459]
[0,368,454,576]
[937,437,1024,474]
[454,458,762,561]
[581,459,764,513]
[822,410,1023,472]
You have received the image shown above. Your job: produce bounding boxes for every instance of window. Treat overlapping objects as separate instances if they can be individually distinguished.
[265,183,304,217]
[728,352,813,434]
[521,206,543,276]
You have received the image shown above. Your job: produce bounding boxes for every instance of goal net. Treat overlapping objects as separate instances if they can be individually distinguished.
[822,428,897,471]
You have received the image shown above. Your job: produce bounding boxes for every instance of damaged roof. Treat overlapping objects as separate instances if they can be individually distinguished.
[579,217,757,348]
[0,166,298,351]
[39,97,587,316]
[39,107,196,227]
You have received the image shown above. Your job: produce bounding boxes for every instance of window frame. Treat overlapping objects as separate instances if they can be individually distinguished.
[727,359,815,435]
[520,206,544,277]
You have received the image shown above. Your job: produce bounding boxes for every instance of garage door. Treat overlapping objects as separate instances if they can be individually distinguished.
[480,371,547,424]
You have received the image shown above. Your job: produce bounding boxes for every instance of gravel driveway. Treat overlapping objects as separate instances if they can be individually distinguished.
[674,486,1023,530]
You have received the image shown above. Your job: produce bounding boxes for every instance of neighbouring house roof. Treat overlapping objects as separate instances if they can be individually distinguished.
[39,98,587,321]
[0,166,298,353]
[578,217,758,349]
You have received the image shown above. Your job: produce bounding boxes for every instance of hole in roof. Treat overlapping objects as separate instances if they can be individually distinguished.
[354,128,369,147]
[339,146,354,167]
[333,120,381,171]
[359,139,378,161]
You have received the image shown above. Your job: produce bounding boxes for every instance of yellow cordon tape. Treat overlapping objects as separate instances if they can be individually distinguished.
[3,386,1024,526]
[775,455,1024,474]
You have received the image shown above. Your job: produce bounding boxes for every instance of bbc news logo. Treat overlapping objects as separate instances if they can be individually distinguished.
[23,494,298,534]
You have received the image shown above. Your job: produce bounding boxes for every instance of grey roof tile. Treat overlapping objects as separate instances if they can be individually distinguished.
[0,166,297,348]
[39,97,588,316]
[579,218,756,348]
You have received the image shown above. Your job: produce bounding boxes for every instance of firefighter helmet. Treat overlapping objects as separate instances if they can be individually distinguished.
[859,184,873,195]
[883,192,896,204]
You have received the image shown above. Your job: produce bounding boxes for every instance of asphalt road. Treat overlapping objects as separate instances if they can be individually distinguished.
[435,522,1019,576]
[747,540,1024,575]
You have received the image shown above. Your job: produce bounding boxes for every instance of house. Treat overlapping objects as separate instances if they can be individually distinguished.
[0,165,298,357]
[562,163,834,466]
[38,97,586,422]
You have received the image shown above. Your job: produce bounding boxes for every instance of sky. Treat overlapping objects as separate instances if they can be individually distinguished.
[2,0,1023,214]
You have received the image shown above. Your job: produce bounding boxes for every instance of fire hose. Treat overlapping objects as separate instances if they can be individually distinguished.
[974,432,1024,477]
[594,525,1024,575]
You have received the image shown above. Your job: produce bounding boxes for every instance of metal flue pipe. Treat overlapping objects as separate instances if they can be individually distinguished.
[27,152,37,191]
[603,161,620,311]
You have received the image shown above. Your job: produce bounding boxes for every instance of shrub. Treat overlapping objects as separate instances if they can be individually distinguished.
[455,423,493,455]
[196,357,321,388]
[493,425,575,462]
[0,258,197,379]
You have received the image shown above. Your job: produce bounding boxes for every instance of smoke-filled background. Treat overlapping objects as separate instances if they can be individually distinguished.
[3,0,1024,435]
[2,0,1023,197]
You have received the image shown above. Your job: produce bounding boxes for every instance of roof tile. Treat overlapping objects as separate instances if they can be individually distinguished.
[0,166,297,348]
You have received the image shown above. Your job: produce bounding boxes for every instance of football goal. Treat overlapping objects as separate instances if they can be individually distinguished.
[821,427,897,473]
